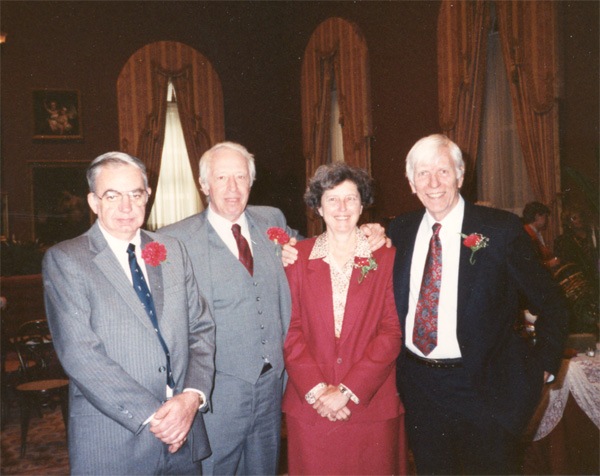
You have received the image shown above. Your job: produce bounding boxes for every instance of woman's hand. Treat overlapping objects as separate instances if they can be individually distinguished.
[313,385,349,418]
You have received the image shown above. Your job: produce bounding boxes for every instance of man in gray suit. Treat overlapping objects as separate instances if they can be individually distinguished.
[160,142,386,475]
[159,142,296,476]
[43,152,215,475]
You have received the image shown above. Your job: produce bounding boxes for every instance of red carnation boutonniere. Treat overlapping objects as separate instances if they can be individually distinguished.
[267,227,290,256]
[354,254,377,283]
[460,233,489,265]
[141,242,167,267]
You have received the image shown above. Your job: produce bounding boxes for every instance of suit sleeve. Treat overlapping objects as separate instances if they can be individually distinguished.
[180,240,215,403]
[43,246,163,434]
[507,218,569,375]
[340,252,402,404]
[283,255,328,398]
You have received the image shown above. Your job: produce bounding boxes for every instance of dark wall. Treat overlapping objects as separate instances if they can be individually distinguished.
[1,1,597,242]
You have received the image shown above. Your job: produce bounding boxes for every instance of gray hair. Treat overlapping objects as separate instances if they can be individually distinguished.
[199,142,256,188]
[405,134,464,185]
[87,151,148,192]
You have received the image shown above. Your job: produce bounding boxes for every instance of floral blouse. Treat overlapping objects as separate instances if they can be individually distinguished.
[308,228,371,338]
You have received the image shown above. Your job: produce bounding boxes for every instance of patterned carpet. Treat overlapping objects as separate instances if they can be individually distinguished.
[1,405,69,475]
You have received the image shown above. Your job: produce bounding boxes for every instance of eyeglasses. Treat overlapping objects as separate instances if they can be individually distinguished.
[94,189,149,207]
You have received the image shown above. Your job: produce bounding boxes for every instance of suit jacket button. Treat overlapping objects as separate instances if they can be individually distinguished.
[159,366,166,372]
[256,297,261,301]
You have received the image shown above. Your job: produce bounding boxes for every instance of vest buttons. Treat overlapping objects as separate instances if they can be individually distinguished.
[336,358,342,364]
[158,366,166,372]
[256,297,261,301]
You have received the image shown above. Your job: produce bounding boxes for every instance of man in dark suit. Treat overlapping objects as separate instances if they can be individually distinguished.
[43,152,215,475]
[389,134,568,475]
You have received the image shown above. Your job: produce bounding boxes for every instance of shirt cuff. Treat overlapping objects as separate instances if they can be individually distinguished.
[305,382,327,404]
[183,388,207,409]
[338,383,360,404]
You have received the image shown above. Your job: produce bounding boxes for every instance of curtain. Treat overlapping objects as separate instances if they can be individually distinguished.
[147,86,203,231]
[329,80,345,163]
[136,65,169,220]
[171,69,212,195]
[438,0,490,195]
[477,30,536,215]
[496,0,562,241]
[301,17,372,236]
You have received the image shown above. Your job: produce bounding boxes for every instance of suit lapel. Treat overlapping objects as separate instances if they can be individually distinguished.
[141,231,164,324]
[393,213,423,329]
[307,257,337,341]
[457,202,481,322]
[339,264,372,345]
[88,223,156,332]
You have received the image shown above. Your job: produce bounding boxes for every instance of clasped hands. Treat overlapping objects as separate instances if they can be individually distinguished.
[312,384,351,422]
[149,391,200,453]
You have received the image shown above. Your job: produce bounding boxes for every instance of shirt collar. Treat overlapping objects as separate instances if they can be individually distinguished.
[207,206,249,233]
[309,228,370,260]
[97,221,142,252]
[424,195,465,234]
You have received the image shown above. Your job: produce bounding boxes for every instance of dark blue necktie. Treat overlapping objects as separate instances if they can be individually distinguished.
[127,243,174,389]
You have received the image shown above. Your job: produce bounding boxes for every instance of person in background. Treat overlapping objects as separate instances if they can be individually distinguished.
[43,152,215,475]
[283,163,406,475]
[555,205,599,285]
[390,134,568,475]
[159,142,387,476]
[522,201,559,269]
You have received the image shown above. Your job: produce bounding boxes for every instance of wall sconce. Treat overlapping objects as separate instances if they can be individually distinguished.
[0,32,6,44]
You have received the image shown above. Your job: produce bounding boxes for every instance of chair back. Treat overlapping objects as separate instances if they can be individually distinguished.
[13,319,62,380]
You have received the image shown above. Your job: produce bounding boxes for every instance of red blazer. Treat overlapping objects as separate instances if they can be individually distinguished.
[282,238,403,424]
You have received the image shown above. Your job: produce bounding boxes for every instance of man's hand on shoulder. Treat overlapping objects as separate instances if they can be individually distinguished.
[281,237,299,267]
[360,223,392,251]
[149,391,200,452]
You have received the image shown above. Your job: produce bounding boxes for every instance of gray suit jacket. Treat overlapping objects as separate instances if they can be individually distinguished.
[159,206,298,387]
[43,222,215,475]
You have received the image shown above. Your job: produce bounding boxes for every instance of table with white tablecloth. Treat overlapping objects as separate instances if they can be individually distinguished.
[524,346,600,475]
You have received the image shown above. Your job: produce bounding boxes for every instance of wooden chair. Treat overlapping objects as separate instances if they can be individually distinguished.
[13,319,69,457]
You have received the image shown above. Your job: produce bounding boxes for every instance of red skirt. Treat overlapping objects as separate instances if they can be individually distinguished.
[286,413,407,475]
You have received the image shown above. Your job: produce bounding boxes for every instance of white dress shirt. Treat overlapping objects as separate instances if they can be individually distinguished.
[206,206,254,257]
[405,196,465,359]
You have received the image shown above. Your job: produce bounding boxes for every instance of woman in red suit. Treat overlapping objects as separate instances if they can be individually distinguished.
[283,163,407,475]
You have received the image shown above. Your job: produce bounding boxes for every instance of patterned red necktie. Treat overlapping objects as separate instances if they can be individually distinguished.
[232,224,253,276]
[413,223,442,355]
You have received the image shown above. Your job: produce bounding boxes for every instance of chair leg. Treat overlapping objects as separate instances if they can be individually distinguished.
[59,389,69,439]
[19,396,30,457]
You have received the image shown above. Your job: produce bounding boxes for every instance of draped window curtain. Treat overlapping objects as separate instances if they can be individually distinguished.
[477,29,536,215]
[438,0,562,241]
[301,17,372,237]
[137,65,209,223]
[147,83,203,230]
[437,0,490,195]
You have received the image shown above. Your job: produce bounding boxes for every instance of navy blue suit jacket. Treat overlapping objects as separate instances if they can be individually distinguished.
[390,201,568,435]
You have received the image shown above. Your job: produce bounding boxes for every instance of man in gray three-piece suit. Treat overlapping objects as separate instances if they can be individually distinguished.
[159,142,298,476]
[43,152,215,475]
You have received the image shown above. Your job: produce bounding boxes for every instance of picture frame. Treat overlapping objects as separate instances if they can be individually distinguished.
[29,161,92,245]
[1,193,8,241]
[32,89,83,140]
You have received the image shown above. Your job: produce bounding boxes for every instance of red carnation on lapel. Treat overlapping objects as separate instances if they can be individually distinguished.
[267,227,290,245]
[354,255,377,283]
[460,233,489,264]
[141,242,167,267]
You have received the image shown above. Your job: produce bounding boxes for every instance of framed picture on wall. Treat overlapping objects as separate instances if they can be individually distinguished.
[29,161,92,245]
[1,193,8,241]
[32,89,83,140]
